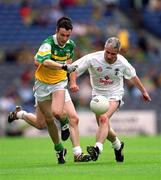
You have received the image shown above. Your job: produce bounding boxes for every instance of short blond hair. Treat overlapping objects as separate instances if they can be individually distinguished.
[105,37,121,51]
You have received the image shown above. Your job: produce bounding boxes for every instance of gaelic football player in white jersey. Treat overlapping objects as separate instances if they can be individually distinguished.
[70,37,151,162]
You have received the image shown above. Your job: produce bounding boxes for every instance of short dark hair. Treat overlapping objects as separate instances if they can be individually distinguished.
[56,16,73,30]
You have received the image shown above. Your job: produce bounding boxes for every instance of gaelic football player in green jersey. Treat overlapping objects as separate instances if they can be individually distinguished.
[8,17,91,164]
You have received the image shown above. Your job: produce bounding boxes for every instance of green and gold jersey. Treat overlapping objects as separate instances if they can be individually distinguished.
[34,34,75,84]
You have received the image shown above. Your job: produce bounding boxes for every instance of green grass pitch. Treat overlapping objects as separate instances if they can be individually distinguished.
[0,135,161,180]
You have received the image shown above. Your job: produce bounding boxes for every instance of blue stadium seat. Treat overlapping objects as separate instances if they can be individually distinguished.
[142,9,161,37]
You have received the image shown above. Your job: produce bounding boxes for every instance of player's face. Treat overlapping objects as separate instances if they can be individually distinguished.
[104,44,118,64]
[56,28,72,46]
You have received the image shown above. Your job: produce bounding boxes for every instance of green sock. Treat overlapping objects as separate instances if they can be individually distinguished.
[60,116,69,127]
[55,143,64,151]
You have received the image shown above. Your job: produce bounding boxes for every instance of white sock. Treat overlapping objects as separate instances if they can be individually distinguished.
[112,137,121,150]
[95,142,103,154]
[17,110,27,119]
[73,146,82,156]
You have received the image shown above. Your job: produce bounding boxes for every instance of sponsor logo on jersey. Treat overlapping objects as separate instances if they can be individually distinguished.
[99,78,113,85]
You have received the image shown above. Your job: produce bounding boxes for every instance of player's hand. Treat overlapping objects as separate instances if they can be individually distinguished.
[69,83,79,93]
[142,92,151,102]
[62,64,78,73]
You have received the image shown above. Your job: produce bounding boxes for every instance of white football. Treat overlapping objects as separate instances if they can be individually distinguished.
[90,95,109,115]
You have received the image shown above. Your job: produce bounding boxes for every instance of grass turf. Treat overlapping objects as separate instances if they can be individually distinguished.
[0,136,161,180]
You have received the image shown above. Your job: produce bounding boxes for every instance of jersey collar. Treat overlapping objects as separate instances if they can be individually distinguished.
[53,34,69,48]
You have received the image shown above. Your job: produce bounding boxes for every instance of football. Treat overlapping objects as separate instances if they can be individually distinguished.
[90,95,109,115]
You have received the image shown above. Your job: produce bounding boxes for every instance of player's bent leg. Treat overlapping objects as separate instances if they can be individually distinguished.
[64,101,91,162]
[43,112,67,164]
[52,90,70,141]
[8,106,22,123]
[64,100,79,144]
[39,100,66,162]
[8,105,47,130]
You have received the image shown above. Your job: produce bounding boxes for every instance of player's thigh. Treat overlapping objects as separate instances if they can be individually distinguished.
[35,105,46,124]
[51,90,65,113]
[106,101,120,118]
[38,100,52,119]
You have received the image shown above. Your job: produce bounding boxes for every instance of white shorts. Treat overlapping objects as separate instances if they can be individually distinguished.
[34,79,71,102]
[92,88,124,106]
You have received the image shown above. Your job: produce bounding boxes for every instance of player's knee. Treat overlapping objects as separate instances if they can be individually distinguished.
[99,116,108,124]
[52,110,62,119]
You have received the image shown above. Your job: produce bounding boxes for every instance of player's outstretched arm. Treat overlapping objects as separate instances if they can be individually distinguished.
[129,76,152,102]
[41,59,77,73]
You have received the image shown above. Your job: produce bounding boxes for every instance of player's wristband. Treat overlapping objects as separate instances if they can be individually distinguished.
[62,65,67,71]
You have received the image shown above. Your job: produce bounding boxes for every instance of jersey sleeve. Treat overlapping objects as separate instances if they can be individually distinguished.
[123,62,136,79]
[72,55,90,76]
[34,43,52,63]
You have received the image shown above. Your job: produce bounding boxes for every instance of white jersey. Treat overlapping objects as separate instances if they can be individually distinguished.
[73,51,136,99]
